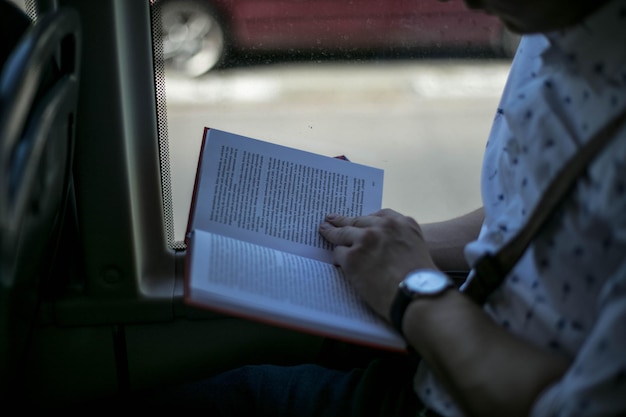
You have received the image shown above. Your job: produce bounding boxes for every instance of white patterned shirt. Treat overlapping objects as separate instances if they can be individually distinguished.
[414,1,626,416]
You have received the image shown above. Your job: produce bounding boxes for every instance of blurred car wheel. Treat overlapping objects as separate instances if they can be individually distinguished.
[158,0,226,77]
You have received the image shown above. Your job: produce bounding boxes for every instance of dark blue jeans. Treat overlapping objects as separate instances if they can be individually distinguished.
[131,358,424,416]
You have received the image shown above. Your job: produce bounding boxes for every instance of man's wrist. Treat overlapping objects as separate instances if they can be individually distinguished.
[389,269,454,337]
[401,289,466,349]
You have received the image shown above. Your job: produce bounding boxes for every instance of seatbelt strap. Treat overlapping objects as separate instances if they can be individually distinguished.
[463,107,626,305]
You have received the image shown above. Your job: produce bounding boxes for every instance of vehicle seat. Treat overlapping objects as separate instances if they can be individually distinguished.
[0,1,81,397]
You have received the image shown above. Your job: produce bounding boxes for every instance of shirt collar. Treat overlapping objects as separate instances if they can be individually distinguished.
[542,0,626,86]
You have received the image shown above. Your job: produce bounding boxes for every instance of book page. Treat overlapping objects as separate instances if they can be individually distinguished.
[187,230,404,350]
[191,128,384,263]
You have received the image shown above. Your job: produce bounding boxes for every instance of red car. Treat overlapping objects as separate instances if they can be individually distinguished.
[155,0,519,77]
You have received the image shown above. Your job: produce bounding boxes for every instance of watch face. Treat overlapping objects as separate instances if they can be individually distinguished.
[403,270,452,295]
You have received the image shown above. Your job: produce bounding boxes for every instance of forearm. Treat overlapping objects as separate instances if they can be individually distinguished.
[403,291,569,417]
[421,208,484,272]
[321,209,569,415]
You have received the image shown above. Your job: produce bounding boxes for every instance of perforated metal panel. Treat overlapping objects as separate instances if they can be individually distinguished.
[150,3,185,250]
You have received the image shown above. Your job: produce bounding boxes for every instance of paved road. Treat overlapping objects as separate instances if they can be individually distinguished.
[164,59,511,240]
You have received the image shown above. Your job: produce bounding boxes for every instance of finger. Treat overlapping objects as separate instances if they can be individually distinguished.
[371,208,405,220]
[371,209,422,232]
[330,245,350,268]
[319,221,364,246]
[325,213,381,228]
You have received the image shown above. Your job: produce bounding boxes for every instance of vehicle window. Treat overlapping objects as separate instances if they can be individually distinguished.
[150,0,515,249]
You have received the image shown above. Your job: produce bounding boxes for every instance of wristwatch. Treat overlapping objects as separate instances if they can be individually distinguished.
[390,269,454,336]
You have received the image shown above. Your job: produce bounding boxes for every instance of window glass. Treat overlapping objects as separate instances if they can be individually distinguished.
[151,0,515,248]
[7,0,27,13]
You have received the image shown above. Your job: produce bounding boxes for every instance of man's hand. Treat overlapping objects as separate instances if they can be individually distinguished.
[318,208,438,320]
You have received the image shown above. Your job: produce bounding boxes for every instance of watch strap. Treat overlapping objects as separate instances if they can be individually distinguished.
[390,285,411,336]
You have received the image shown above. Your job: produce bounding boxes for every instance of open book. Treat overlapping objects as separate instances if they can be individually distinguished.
[185,128,405,351]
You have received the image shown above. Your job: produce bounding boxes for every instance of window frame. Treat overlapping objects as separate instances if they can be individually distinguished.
[55,0,177,325]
